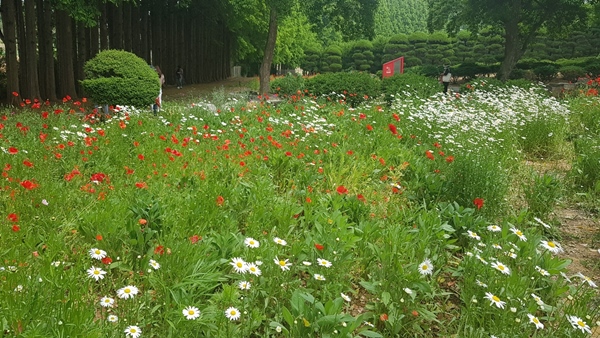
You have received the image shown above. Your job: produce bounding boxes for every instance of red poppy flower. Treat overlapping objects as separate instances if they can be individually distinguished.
[12,225,20,232]
[90,173,107,183]
[380,313,389,321]
[425,150,435,160]
[8,147,18,154]
[446,156,454,163]
[12,91,19,97]
[138,154,145,161]
[139,219,147,225]
[336,185,348,195]
[392,113,400,121]
[216,196,225,206]
[357,194,366,202]
[20,180,38,190]
[473,198,484,210]
[314,243,324,251]
[23,160,33,168]
[189,234,201,244]
[388,124,397,135]
[101,257,113,265]
[96,234,103,241]
[154,245,165,255]
[366,124,373,131]
[135,182,148,189]
[8,213,18,222]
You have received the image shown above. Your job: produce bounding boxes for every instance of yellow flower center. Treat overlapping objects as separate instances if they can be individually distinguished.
[533,318,540,324]
[249,241,255,245]
[94,270,100,275]
[95,250,101,254]
[548,241,556,248]
[124,288,130,293]
[498,265,505,270]
[421,265,428,270]
[516,231,523,236]
[578,321,585,327]
[236,262,243,268]
[188,310,195,315]
[492,295,500,302]
[230,310,237,316]
[279,260,286,266]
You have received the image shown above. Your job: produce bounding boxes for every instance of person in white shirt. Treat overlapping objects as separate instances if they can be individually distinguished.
[441,65,452,94]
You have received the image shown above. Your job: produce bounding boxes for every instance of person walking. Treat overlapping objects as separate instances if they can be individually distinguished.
[440,65,452,95]
[153,66,165,114]
[175,66,184,89]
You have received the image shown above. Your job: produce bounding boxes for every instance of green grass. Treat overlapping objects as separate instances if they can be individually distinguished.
[0,83,598,337]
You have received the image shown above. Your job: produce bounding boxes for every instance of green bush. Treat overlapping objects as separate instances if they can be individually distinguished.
[381,73,440,104]
[533,64,559,82]
[559,65,586,82]
[453,62,483,81]
[305,71,380,107]
[570,136,600,193]
[523,172,562,219]
[271,74,305,96]
[81,50,159,108]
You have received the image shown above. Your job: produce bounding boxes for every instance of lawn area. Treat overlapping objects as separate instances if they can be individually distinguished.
[1,78,599,337]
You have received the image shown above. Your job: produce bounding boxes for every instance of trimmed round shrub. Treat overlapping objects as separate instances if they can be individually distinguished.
[305,71,380,107]
[81,50,159,107]
[381,73,439,104]
[559,66,586,82]
[533,64,559,82]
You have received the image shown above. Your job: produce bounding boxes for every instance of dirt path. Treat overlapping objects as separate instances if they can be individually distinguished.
[162,76,258,103]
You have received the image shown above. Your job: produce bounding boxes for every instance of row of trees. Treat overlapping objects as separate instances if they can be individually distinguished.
[0,0,232,104]
[300,26,600,75]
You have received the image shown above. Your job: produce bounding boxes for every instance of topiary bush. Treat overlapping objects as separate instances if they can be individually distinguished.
[533,64,559,82]
[559,65,586,82]
[305,71,380,107]
[81,50,159,108]
[381,73,440,104]
[270,74,305,96]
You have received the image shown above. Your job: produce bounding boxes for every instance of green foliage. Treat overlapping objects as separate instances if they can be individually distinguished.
[381,73,439,104]
[559,65,586,82]
[523,172,562,219]
[322,46,343,73]
[271,74,305,95]
[533,64,559,82]
[303,46,322,74]
[305,71,380,107]
[374,0,428,37]
[350,40,374,71]
[81,50,159,107]
[571,135,600,193]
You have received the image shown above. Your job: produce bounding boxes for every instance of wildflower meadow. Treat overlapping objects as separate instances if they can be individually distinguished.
[1,78,599,337]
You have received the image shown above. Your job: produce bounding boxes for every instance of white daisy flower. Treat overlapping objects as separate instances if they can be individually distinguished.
[485,292,506,309]
[317,258,332,268]
[313,274,326,281]
[238,281,251,290]
[510,227,527,241]
[274,257,292,271]
[273,237,287,246]
[341,293,351,302]
[487,225,501,232]
[182,306,201,320]
[99,296,115,308]
[418,258,433,275]
[531,293,544,306]
[244,237,260,248]
[492,243,502,250]
[576,272,597,288]
[124,325,142,338]
[117,285,139,299]
[230,257,247,274]
[567,315,591,334]
[246,263,261,276]
[86,266,107,281]
[467,230,480,240]
[302,261,312,266]
[533,217,551,229]
[107,314,118,323]
[527,314,543,329]
[539,240,563,254]
[225,306,241,321]
[491,261,511,275]
[476,279,488,288]
[535,266,550,276]
[148,259,160,270]
[89,248,107,260]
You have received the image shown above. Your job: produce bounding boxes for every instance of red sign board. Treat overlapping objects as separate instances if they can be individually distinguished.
[382,57,404,78]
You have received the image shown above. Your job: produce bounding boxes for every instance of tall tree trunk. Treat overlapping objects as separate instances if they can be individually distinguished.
[123,2,132,51]
[100,4,109,50]
[131,4,141,56]
[2,0,20,105]
[89,25,99,58]
[56,9,78,99]
[109,2,123,49]
[259,7,278,95]
[76,21,87,97]
[16,0,29,98]
[36,0,56,101]
[24,0,41,100]
[151,11,162,66]
[140,6,150,63]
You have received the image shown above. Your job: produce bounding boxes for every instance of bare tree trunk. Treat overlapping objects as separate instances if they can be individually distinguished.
[259,7,277,95]
[89,25,99,58]
[131,4,141,56]
[100,4,109,50]
[16,0,29,98]
[123,2,132,51]
[24,0,41,99]
[76,21,87,97]
[56,9,78,99]
[151,10,162,66]
[2,0,20,105]
[36,0,56,101]
[141,5,150,63]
